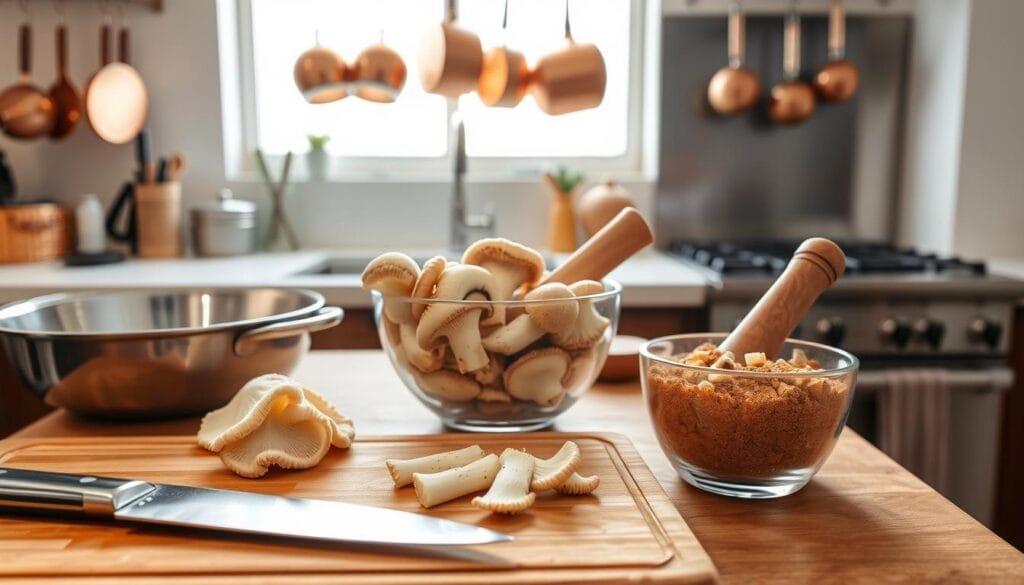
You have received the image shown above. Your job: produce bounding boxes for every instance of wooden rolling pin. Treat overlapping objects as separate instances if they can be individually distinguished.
[719,237,846,359]
[540,207,654,286]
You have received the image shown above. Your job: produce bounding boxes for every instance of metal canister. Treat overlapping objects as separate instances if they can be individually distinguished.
[190,189,257,257]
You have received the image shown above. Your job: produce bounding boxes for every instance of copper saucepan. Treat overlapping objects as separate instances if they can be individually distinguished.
[707,2,760,115]
[478,0,529,108]
[419,0,482,99]
[814,0,859,102]
[529,0,607,116]
[0,23,56,140]
[768,8,815,125]
[49,22,82,139]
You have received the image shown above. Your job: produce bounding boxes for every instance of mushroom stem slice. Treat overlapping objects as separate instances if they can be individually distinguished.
[385,445,486,488]
[472,448,537,514]
[530,441,582,491]
[444,311,490,372]
[555,472,601,495]
[482,314,546,355]
[413,453,500,508]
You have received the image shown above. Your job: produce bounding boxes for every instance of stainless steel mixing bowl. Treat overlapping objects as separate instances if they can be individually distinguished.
[0,289,343,418]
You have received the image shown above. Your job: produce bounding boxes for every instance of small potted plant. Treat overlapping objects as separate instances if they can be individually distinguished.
[306,134,331,181]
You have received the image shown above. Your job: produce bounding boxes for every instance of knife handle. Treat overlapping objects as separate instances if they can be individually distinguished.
[0,468,155,516]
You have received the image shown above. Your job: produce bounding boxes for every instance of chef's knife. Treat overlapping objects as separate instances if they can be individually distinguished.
[0,467,512,546]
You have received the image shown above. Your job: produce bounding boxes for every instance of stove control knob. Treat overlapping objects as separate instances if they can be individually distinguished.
[815,317,846,347]
[880,318,912,348]
[912,318,945,350]
[968,317,1003,350]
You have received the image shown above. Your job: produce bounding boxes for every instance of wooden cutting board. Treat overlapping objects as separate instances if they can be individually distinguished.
[0,433,717,584]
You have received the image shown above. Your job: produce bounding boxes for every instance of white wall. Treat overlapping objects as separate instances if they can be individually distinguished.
[898,0,1024,258]
[0,0,654,253]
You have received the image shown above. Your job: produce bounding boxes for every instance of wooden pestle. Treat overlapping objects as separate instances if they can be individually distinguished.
[540,207,654,286]
[719,238,846,359]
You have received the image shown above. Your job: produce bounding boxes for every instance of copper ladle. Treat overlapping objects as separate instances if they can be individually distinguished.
[0,21,56,139]
[768,7,815,125]
[708,2,760,115]
[49,20,82,139]
[814,0,859,102]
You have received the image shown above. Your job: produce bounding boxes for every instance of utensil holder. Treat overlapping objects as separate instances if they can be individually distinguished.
[134,182,181,258]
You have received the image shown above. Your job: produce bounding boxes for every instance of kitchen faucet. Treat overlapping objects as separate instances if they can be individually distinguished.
[450,112,495,254]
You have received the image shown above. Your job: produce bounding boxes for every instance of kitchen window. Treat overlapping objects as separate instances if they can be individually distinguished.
[231,0,643,179]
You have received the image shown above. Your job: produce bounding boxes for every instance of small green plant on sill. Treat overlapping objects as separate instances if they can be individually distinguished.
[307,134,331,151]
[551,166,585,193]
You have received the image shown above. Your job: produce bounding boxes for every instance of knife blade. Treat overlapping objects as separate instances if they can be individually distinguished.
[0,467,512,546]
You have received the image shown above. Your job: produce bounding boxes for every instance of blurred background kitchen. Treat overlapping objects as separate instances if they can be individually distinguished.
[0,0,1022,550]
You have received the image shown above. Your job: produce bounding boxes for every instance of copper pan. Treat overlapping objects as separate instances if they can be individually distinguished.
[478,0,529,108]
[87,18,148,144]
[0,23,56,140]
[418,0,482,99]
[529,0,606,116]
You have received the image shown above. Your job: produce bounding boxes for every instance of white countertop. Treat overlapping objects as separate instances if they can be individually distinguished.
[0,250,711,308]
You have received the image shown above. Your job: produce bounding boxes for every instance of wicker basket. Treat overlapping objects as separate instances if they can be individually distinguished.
[0,204,73,264]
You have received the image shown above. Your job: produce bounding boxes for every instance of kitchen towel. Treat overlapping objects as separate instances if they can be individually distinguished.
[878,368,951,494]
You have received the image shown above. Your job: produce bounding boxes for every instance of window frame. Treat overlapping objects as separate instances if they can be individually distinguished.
[226,0,648,182]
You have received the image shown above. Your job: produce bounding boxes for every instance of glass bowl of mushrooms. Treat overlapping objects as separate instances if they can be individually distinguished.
[364,240,622,432]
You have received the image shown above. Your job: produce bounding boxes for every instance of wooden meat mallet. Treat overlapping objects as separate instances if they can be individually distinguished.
[540,207,654,286]
[719,237,846,359]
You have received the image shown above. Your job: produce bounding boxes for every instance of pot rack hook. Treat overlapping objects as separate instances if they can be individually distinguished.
[18,0,30,20]
[53,0,66,24]
[563,0,573,42]
[501,0,510,31]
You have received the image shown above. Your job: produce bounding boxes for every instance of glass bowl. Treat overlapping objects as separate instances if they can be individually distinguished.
[372,280,621,432]
[640,333,858,499]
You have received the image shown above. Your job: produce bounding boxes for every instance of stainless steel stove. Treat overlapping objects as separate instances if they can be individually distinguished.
[667,239,1024,526]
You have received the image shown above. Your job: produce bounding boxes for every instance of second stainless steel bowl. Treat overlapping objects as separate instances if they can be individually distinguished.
[0,289,342,418]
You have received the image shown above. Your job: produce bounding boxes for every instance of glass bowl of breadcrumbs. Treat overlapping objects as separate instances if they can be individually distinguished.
[641,333,858,499]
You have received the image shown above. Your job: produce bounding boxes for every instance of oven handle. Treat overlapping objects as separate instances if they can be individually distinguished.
[855,367,1014,395]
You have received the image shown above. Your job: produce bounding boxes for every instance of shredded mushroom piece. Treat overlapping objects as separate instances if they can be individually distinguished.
[555,472,601,495]
[530,441,582,491]
[385,445,486,488]
[472,449,537,514]
[413,454,500,508]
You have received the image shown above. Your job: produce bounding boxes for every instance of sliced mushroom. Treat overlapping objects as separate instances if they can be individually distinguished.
[400,321,444,373]
[482,283,578,355]
[563,350,597,396]
[477,387,513,402]
[462,238,545,326]
[416,264,497,373]
[410,255,446,321]
[416,369,482,402]
[361,252,420,324]
[504,347,572,406]
[551,280,610,350]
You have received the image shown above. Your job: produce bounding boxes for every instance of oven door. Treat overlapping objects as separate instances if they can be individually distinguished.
[847,364,1014,527]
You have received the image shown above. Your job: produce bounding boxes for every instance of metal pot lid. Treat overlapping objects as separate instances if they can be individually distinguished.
[0,288,324,339]
[192,189,257,218]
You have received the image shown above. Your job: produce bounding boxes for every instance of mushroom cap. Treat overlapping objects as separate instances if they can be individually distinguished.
[410,255,446,320]
[568,279,605,297]
[503,347,571,405]
[416,369,482,402]
[361,252,420,295]
[524,282,579,333]
[462,238,546,297]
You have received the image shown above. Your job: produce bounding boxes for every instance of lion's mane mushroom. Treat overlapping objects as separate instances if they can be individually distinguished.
[504,347,572,406]
[399,321,444,373]
[462,239,545,326]
[416,264,497,373]
[482,283,578,355]
[361,253,420,324]
[551,280,610,350]
[410,255,446,321]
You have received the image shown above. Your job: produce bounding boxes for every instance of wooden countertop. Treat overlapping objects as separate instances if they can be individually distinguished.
[9,351,1024,583]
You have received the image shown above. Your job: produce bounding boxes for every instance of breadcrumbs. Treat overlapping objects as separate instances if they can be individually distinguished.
[648,343,850,479]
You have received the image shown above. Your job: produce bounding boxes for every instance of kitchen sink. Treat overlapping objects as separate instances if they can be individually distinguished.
[292,254,558,276]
